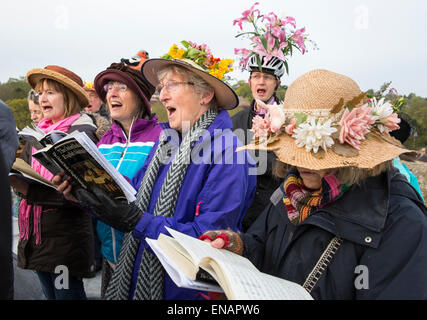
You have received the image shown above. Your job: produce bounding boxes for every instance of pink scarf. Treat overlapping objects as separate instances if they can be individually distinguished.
[19,114,81,245]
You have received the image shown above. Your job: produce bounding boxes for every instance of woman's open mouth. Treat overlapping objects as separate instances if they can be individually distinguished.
[110,101,123,109]
[42,105,53,112]
[166,106,176,117]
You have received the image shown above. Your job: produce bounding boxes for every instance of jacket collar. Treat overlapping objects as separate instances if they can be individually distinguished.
[111,114,159,141]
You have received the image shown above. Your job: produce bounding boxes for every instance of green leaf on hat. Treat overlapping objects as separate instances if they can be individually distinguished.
[294,112,307,126]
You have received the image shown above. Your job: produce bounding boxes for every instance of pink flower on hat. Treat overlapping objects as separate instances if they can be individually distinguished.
[252,114,272,139]
[234,48,252,68]
[291,27,307,54]
[233,2,260,30]
[255,99,286,133]
[339,104,375,149]
[285,118,297,135]
[383,112,401,132]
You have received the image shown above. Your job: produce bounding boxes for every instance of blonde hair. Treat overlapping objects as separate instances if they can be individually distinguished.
[157,65,218,110]
[35,78,81,117]
[273,160,393,188]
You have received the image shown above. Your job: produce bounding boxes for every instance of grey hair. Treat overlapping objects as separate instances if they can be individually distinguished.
[28,89,39,104]
[157,65,218,110]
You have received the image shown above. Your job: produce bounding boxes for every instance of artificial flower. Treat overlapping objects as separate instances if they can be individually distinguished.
[161,41,234,81]
[290,27,308,54]
[255,99,286,132]
[233,3,313,73]
[285,118,297,135]
[339,104,375,149]
[233,2,260,30]
[252,114,272,139]
[292,118,337,153]
[370,97,401,133]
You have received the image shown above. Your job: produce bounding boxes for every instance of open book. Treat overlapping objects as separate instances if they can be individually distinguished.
[146,227,313,300]
[30,130,136,202]
[18,126,68,151]
[10,158,57,190]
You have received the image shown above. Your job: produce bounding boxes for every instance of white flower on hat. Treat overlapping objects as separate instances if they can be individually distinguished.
[370,97,395,133]
[292,118,337,153]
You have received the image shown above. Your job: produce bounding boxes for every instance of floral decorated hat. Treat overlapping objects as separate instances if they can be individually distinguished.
[237,69,414,170]
[233,2,315,77]
[141,41,238,110]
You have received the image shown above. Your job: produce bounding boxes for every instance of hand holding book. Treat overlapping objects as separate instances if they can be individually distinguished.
[199,230,244,256]
[75,185,143,232]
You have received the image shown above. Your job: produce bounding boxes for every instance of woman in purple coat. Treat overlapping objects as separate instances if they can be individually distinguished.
[55,43,257,300]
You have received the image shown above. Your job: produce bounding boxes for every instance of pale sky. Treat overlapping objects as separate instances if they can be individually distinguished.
[1,0,426,96]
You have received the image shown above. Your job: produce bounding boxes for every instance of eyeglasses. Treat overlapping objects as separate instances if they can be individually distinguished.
[103,82,128,92]
[250,73,277,82]
[155,81,194,95]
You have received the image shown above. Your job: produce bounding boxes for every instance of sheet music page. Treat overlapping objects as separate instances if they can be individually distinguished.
[166,227,312,300]
[146,238,222,292]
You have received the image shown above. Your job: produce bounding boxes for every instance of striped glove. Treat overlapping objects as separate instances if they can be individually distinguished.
[199,230,244,256]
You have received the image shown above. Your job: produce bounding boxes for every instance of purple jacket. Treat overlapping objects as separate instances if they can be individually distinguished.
[129,109,257,299]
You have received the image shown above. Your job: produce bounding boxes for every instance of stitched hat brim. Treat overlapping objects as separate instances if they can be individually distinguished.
[141,58,238,110]
[26,68,89,108]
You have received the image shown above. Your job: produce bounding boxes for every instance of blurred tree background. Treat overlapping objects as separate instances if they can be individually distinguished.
[1,77,426,151]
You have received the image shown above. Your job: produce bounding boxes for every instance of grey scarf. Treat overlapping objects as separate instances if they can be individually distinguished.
[105,108,218,300]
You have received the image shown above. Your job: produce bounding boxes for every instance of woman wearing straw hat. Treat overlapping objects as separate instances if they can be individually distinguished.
[201,69,427,299]
[55,41,257,300]
[10,65,98,300]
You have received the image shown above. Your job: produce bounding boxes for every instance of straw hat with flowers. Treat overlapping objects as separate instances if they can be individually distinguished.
[237,69,413,170]
[26,65,89,108]
[141,40,238,110]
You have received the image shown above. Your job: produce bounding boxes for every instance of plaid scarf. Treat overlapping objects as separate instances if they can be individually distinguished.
[281,169,343,225]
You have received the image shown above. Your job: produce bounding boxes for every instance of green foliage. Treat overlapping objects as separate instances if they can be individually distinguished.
[275,85,287,101]
[0,77,31,101]
[0,77,32,129]
[150,101,168,123]
[232,80,252,101]
[401,95,427,150]
[6,98,30,129]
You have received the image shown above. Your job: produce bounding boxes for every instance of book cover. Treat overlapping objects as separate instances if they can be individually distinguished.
[33,132,136,202]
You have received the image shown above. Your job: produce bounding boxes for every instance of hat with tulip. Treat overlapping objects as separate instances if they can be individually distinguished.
[237,69,414,170]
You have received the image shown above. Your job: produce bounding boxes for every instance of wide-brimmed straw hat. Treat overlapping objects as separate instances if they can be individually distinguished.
[141,58,239,110]
[237,69,414,170]
[26,65,89,108]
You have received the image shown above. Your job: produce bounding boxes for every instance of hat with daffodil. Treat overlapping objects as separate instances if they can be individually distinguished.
[141,40,238,110]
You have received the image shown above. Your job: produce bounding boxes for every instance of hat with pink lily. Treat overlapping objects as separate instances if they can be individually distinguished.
[233,2,317,78]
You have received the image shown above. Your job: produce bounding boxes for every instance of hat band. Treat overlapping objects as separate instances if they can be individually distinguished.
[283,108,345,123]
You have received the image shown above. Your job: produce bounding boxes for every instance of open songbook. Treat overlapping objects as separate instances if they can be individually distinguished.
[21,130,136,202]
[10,158,57,190]
[18,126,68,151]
[146,227,313,300]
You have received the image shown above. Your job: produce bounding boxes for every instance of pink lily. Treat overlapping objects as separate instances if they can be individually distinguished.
[234,48,252,68]
[291,27,307,54]
[233,2,260,30]
[281,16,296,28]
[270,25,286,42]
